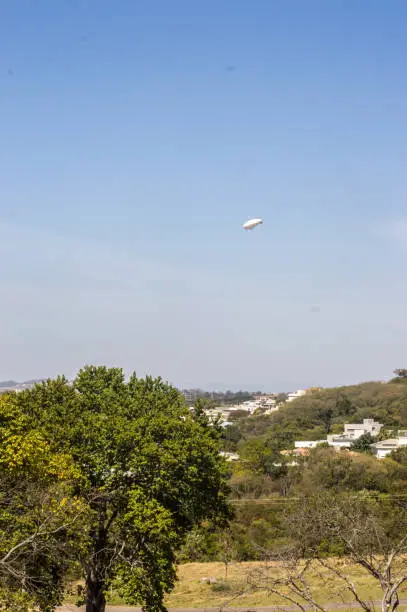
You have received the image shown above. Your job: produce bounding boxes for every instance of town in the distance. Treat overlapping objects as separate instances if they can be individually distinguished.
[182,372,407,461]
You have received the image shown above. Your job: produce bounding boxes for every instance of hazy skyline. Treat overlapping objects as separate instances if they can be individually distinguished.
[1,1,407,390]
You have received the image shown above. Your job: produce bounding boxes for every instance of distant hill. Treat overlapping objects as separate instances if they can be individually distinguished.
[0,379,44,391]
[235,378,407,441]
[0,380,18,388]
[181,388,255,405]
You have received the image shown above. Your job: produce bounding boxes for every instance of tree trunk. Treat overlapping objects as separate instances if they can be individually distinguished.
[382,594,398,612]
[86,502,108,612]
[86,575,106,612]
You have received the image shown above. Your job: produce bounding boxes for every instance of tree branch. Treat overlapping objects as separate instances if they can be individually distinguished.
[317,558,372,611]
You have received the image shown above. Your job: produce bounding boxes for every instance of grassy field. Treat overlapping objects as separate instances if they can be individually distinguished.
[66,560,407,608]
[163,561,387,608]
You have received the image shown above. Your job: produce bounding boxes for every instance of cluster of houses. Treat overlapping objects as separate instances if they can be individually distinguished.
[204,394,279,427]
[292,418,407,459]
[198,384,407,463]
[0,379,42,394]
[204,389,310,427]
[220,418,407,463]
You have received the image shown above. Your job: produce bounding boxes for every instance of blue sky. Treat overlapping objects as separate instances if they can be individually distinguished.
[1,0,407,390]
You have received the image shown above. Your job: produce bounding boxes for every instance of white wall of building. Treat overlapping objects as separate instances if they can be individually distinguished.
[294,440,326,449]
[344,419,383,439]
[287,390,307,402]
[371,436,407,458]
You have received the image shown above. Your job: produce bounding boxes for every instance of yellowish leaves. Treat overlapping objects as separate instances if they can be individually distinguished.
[0,394,80,483]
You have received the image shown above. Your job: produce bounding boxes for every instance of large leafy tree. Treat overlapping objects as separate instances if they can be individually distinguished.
[15,366,231,612]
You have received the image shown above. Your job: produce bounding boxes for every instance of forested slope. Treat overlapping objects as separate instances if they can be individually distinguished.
[231,377,407,445]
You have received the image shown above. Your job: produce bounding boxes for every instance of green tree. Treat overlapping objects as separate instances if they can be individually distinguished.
[266,427,296,453]
[221,423,242,452]
[335,394,355,417]
[240,439,273,474]
[239,436,290,481]
[389,446,407,465]
[317,406,334,434]
[350,432,375,454]
[393,369,407,379]
[15,367,231,612]
[296,447,389,494]
[255,380,407,441]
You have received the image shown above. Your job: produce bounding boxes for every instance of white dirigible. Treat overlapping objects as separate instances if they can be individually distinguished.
[242,218,263,230]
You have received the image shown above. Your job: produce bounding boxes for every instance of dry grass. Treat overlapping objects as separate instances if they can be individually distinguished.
[163,560,407,608]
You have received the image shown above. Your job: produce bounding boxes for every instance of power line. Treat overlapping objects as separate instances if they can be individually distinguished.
[229,495,407,505]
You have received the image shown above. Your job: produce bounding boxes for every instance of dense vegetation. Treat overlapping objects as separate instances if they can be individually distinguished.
[181,371,407,564]
[229,376,407,449]
[2,368,407,610]
[181,389,255,406]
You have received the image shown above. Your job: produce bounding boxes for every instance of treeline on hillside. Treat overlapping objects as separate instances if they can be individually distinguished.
[182,388,255,405]
[189,371,407,564]
[221,373,407,454]
[268,378,407,438]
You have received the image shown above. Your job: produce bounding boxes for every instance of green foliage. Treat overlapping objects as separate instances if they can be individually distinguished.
[181,376,407,564]
[220,424,242,452]
[229,471,280,499]
[14,366,231,612]
[297,447,389,494]
[176,526,214,563]
[0,394,88,611]
[0,586,34,612]
[228,380,407,447]
[390,445,407,465]
[350,432,376,453]
[5,368,407,598]
[393,368,407,380]
[210,581,232,592]
[182,389,255,405]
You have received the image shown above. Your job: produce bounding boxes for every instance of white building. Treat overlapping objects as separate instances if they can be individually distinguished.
[294,440,327,449]
[287,390,307,402]
[325,419,384,449]
[343,419,383,439]
[295,418,384,451]
[371,435,407,459]
[326,434,355,449]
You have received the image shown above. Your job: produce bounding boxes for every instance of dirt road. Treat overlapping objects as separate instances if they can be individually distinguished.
[56,601,407,611]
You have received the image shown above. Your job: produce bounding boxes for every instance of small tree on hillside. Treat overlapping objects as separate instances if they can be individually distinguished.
[350,432,376,454]
[390,446,407,465]
[393,369,407,379]
[247,493,407,612]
